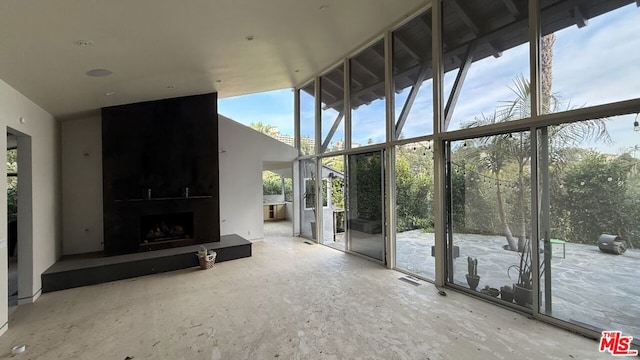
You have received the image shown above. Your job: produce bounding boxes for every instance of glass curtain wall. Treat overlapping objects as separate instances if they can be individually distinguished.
[540,1,640,114]
[395,141,434,279]
[343,38,389,262]
[347,150,385,262]
[217,89,294,147]
[446,132,532,305]
[321,65,345,152]
[300,82,316,155]
[391,9,436,280]
[293,0,640,344]
[392,10,434,139]
[538,114,640,341]
[441,0,530,132]
[350,40,386,146]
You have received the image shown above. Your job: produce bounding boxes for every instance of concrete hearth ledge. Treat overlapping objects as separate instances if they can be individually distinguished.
[41,234,251,293]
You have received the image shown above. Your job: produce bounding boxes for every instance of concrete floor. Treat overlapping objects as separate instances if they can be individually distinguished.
[0,233,612,359]
[263,220,293,237]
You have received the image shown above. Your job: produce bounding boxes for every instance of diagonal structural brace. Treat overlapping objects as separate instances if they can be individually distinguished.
[395,62,431,138]
[444,42,476,131]
[320,111,345,152]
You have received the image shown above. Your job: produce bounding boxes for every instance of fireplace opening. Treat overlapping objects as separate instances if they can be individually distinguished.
[140,212,194,244]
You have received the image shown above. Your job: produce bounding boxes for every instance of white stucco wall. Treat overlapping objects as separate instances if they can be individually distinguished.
[0,78,61,335]
[61,116,103,254]
[218,115,297,240]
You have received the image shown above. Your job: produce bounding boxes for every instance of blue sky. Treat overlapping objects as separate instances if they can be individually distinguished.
[218,88,294,135]
[218,3,640,154]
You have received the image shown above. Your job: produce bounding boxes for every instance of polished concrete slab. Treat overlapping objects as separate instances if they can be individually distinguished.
[0,234,611,359]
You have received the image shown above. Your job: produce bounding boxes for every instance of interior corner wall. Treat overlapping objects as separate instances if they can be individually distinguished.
[0,78,60,333]
[218,115,297,240]
[61,116,103,254]
[218,123,262,240]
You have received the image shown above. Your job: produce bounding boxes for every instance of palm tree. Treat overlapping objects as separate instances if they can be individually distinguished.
[249,121,276,135]
[462,74,610,251]
[462,112,520,250]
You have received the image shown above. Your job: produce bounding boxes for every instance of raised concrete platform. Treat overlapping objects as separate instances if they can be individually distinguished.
[42,234,251,293]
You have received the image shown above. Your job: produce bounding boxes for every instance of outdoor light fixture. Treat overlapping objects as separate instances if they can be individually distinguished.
[634,113,640,132]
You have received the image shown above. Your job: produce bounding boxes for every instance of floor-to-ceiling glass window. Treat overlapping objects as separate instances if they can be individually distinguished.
[321,155,345,250]
[350,40,386,146]
[441,0,530,132]
[347,150,385,262]
[540,1,640,115]
[538,114,640,340]
[218,89,294,147]
[300,82,316,155]
[446,132,532,306]
[291,0,640,345]
[392,10,434,139]
[391,9,436,280]
[320,65,345,152]
[395,141,434,279]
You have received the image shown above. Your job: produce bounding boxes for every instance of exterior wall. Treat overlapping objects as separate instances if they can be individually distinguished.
[0,78,61,334]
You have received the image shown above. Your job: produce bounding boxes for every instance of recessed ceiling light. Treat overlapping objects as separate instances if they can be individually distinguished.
[74,40,94,47]
[86,69,112,77]
[105,91,116,96]
[245,35,255,41]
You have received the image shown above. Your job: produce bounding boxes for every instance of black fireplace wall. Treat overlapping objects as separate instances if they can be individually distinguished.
[102,93,220,255]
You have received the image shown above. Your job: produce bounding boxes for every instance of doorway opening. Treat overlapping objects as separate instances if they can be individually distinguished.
[321,156,345,251]
[7,133,18,307]
[346,150,386,263]
[6,128,33,310]
[262,166,294,238]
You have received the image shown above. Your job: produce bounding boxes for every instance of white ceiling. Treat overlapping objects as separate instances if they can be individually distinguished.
[0,0,427,120]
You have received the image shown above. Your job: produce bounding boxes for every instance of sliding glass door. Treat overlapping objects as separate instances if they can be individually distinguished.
[346,150,385,262]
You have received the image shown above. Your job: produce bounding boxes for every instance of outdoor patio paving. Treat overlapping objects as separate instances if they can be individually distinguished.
[396,230,640,339]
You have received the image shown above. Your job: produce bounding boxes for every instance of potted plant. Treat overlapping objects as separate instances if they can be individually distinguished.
[508,238,533,306]
[466,256,480,291]
[500,285,514,303]
[481,285,500,297]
